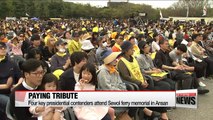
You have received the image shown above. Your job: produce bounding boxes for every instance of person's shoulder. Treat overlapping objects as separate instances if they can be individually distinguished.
[11,83,24,94]
[61,68,74,77]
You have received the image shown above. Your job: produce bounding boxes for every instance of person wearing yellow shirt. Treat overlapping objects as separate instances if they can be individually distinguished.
[117,41,168,120]
[129,36,140,57]
[68,31,82,55]
[44,29,56,45]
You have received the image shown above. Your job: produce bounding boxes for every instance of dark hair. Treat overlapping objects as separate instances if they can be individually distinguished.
[159,39,167,45]
[202,34,208,40]
[26,48,43,60]
[114,33,123,39]
[138,41,147,54]
[70,52,88,66]
[31,34,40,41]
[39,73,59,90]
[20,59,43,74]
[177,44,187,53]
[79,63,97,86]
[63,31,71,39]
[128,36,135,41]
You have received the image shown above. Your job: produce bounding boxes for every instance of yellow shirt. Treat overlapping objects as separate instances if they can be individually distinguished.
[68,40,82,55]
[120,56,144,83]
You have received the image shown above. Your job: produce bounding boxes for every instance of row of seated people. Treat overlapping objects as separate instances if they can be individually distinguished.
[0,33,211,120]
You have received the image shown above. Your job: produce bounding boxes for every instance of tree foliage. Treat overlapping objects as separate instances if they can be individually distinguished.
[0,0,212,19]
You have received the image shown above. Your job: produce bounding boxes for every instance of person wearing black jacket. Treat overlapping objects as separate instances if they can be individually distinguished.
[10,59,45,120]
[60,52,88,90]
[0,42,22,119]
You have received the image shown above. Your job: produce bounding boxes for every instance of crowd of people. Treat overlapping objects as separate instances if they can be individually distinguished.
[0,18,213,120]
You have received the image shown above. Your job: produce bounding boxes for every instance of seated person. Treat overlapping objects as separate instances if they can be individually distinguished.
[0,42,22,119]
[10,59,45,120]
[74,63,115,120]
[60,52,88,91]
[50,39,70,72]
[117,41,170,120]
[137,41,175,90]
[154,39,193,90]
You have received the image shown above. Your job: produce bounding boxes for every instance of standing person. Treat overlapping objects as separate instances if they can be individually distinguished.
[29,73,65,120]
[74,63,115,120]
[0,42,22,119]
[60,52,88,91]
[50,39,70,72]
[10,59,45,120]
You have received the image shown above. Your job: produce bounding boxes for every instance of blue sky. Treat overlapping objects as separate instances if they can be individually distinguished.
[63,0,178,8]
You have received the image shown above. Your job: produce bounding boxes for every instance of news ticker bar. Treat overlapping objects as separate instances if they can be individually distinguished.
[15,89,197,108]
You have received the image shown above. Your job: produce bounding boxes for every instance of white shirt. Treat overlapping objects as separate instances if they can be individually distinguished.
[73,72,80,83]
[22,80,37,90]
[151,41,160,52]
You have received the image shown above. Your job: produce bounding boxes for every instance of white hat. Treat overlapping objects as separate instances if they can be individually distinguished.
[181,39,188,46]
[81,40,94,50]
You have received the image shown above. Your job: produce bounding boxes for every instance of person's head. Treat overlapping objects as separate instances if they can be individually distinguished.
[81,40,94,52]
[176,44,187,55]
[20,59,45,88]
[136,34,145,42]
[63,31,71,39]
[159,39,169,52]
[185,38,193,46]
[79,63,97,86]
[55,39,67,53]
[70,52,88,68]
[202,34,208,41]
[138,41,150,54]
[0,42,7,57]
[153,32,159,41]
[47,37,56,46]
[192,33,202,43]
[31,34,41,47]
[101,49,121,66]
[121,41,134,56]
[0,32,5,40]
[72,30,79,40]
[11,37,19,44]
[18,33,25,41]
[129,36,136,45]
[97,36,107,47]
[115,33,124,45]
[27,48,43,60]
[39,73,58,90]
[46,29,53,36]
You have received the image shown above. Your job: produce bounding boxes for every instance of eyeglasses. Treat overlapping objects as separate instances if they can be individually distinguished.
[30,70,46,76]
